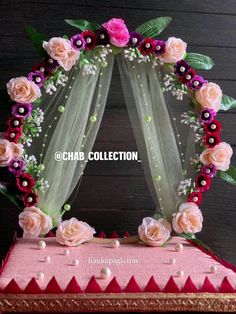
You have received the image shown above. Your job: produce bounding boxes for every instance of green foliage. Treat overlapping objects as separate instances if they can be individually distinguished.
[136,16,172,38]
[217,166,236,186]
[25,26,47,57]
[184,53,214,70]
[0,182,22,208]
[65,19,100,31]
[220,94,236,111]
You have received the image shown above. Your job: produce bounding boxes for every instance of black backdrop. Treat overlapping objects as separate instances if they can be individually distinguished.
[0,0,236,263]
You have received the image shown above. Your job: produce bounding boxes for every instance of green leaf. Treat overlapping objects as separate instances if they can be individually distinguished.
[217,166,236,186]
[184,53,214,70]
[179,233,196,240]
[25,26,47,57]
[135,16,172,38]
[65,19,100,31]
[0,182,22,208]
[220,94,236,111]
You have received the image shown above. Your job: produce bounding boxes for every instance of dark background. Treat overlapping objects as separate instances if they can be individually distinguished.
[0,0,235,263]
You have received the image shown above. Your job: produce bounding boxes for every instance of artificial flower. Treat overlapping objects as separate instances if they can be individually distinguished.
[201,164,217,178]
[43,37,80,71]
[8,158,25,176]
[160,37,187,63]
[195,174,211,192]
[174,60,190,77]
[70,34,86,50]
[56,217,96,246]
[199,109,216,124]
[0,139,23,167]
[195,82,222,112]
[204,119,222,133]
[7,117,23,129]
[203,132,221,148]
[138,217,171,247]
[28,70,45,88]
[19,206,52,238]
[22,192,39,207]
[11,103,32,118]
[5,127,22,143]
[179,68,196,84]
[7,77,41,104]
[187,191,203,205]
[154,39,165,56]
[200,142,233,171]
[81,30,97,50]
[128,31,142,47]
[172,202,203,234]
[96,28,110,45]
[16,173,35,193]
[138,38,155,55]
[187,75,207,91]
[102,18,129,47]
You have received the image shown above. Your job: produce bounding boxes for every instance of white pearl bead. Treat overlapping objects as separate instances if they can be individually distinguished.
[100,34,105,39]
[76,40,82,46]
[156,45,161,50]
[10,133,15,138]
[13,162,19,168]
[111,239,120,248]
[169,258,176,265]
[27,197,33,202]
[39,66,45,72]
[22,181,28,187]
[175,243,184,252]
[35,77,41,83]
[209,137,214,144]
[37,271,44,280]
[132,37,137,44]
[145,43,151,48]
[86,37,92,44]
[72,259,79,266]
[206,168,211,174]
[201,180,207,186]
[18,107,25,113]
[204,112,210,118]
[179,66,185,72]
[177,270,184,277]
[100,267,111,279]
[44,256,51,263]
[37,240,46,250]
[193,80,199,86]
[211,124,216,130]
[13,120,19,126]
[63,249,70,256]
[192,196,198,202]
[48,58,53,64]
[186,74,192,80]
[210,265,217,273]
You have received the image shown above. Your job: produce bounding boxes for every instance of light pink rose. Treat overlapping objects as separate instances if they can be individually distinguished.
[102,18,129,47]
[0,139,23,167]
[200,142,233,171]
[56,217,96,246]
[138,217,171,247]
[19,207,52,238]
[195,82,222,112]
[7,77,41,104]
[160,37,187,63]
[43,37,80,71]
[172,202,203,234]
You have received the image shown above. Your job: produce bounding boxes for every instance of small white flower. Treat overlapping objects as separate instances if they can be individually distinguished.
[177,178,192,196]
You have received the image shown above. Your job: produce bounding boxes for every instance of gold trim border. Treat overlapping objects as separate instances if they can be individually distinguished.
[0,293,236,312]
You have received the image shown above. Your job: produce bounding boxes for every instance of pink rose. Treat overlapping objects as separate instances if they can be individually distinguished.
[7,77,41,104]
[172,202,203,234]
[19,207,52,238]
[200,142,233,171]
[195,82,222,112]
[56,217,95,246]
[102,18,129,47]
[0,139,23,167]
[43,37,80,71]
[160,37,187,63]
[138,217,171,247]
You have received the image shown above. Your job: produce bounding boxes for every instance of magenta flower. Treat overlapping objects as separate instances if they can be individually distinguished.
[201,165,217,178]
[12,103,32,118]
[28,70,45,88]
[187,75,207,90]
[199,109,216,124]
[8,159,25,176]
[70,34,86,50]
[154,40,165,56]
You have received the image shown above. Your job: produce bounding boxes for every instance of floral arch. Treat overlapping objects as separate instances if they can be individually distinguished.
[0,17,236,247]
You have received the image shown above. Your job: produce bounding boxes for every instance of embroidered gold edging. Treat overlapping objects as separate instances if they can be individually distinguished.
[0,293,236,312]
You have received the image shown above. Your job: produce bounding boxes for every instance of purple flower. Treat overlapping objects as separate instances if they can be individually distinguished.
[28,70,45,88]
[199,109,216,124]
[129,31,142,47]
[201,164,217,178]
[96,28,110,45]
[187,75,207,91]
[12,103,32,118]
[70,34,86,50]
[154,40,165,56]
[174,60,190,77]
[44,56,59,72]
[8,159,25,176]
